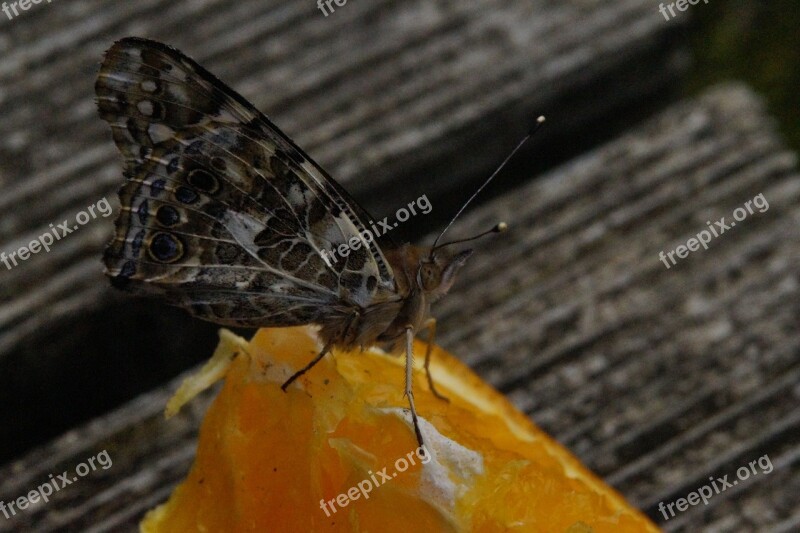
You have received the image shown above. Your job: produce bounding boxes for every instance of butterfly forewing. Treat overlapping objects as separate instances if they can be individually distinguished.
[96,37,397,327]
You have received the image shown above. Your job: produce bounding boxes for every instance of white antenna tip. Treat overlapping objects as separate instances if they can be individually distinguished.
[537,115,546,123]
[496,222,508,232]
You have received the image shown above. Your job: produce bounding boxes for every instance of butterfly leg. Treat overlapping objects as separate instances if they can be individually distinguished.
[281,340,333,391]
[404,326,425,447]
[281,313,358,391]
[421,318,449,403]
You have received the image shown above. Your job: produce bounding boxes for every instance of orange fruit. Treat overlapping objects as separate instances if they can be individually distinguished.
[141,326,659,532]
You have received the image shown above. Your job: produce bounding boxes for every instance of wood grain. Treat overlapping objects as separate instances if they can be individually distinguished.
[1,84,797,531]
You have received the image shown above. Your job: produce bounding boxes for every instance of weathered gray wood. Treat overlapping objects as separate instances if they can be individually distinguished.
[1,84,796,531]
[0,369,216,532]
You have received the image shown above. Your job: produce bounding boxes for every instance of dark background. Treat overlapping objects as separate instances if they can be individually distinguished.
[689,0,800,151]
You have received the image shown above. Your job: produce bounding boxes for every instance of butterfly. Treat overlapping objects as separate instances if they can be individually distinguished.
[96,37,537,446]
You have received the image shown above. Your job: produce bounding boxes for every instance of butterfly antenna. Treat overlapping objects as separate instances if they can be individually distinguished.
[430,116,545,252]
[432,222,507,251]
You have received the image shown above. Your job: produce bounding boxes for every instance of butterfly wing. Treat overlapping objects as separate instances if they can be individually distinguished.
[96,37,398,327]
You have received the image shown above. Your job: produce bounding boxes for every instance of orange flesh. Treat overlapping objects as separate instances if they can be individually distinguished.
[141,326,660,532]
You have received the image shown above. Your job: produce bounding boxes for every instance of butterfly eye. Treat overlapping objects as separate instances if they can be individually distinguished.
[417,262,441,292]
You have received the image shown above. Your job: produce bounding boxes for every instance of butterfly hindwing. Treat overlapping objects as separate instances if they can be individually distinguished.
[96,37,397,326]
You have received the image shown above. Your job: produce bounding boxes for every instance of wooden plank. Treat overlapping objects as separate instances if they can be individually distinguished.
[2,84,796,531]
[434,83,800,531]
[0,0,689,460]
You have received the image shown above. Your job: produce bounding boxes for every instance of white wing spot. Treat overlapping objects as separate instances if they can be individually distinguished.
[141,80,158,93]
[287,184,306,207]
[148,123,175,144]
[137,100,154,116]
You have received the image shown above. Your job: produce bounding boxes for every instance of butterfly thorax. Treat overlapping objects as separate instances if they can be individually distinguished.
[375,244,432,344]
[317,244,472,353]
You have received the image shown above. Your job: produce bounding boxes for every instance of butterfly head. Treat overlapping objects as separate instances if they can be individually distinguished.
[416,221,507,299]
[416,248,473,300]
